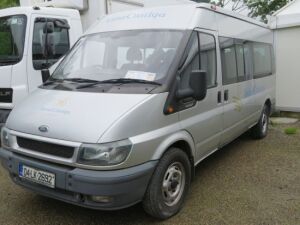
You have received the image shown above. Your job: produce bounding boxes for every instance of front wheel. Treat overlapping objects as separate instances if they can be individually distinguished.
[142,148,191,219]
[251,105,270,139]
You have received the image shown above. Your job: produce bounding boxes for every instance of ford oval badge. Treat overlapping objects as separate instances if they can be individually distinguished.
[39,125,49,133]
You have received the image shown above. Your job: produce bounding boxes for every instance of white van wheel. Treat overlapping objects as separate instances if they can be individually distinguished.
[251,105,270,139]
[143,148,191,219]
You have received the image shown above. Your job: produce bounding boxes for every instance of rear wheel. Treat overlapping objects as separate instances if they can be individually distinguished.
[143,148,191,219]
[251,104,270,139]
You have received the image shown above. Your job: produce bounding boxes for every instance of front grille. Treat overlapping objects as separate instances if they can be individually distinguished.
[17,137,75,159]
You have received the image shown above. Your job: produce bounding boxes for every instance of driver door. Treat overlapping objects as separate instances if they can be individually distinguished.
[27,15,71,92]
[179,29,223,163]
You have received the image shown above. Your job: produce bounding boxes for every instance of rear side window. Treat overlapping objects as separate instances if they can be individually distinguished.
[199,32,217,88]
[220,37,237,85]
[253,43,272,78]
[32,18,70,70]
[243,42,253,80]
[235,44,245,82]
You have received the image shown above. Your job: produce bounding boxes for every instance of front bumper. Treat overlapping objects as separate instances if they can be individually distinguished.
[0,109,11,127]
[0,148,157,210]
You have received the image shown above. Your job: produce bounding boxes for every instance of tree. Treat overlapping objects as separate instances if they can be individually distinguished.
[0,0,20,9]
[193,0,248,12]
[246,0,293,22]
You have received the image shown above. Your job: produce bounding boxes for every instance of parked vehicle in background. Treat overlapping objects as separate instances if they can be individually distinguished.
[0,0,145,127]
[0,3,275,219]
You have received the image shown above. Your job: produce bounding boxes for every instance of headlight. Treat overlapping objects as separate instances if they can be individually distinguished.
[1,127,10,148]
[77,139,132,166]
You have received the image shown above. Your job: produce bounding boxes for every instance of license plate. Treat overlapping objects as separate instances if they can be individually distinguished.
[19,164,55,188]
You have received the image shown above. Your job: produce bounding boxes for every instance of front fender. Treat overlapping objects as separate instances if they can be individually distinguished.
[151,130,196,160]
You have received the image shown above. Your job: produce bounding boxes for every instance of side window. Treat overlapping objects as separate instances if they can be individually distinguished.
[243,42,253,80]
[253,43,272,78]
[235,44,245,82]
[220,37,237,85]
[199,32,217,88]
[179,31,200,90]
[32,18,70,70]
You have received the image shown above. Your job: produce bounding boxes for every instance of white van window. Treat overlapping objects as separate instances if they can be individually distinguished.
[53,30,183,84]
[32,18,70,70]
[235,44,245,81]
[199,33,217,88]
[220,37,238,85]
[243,42,252,80]
[253,43,272,78]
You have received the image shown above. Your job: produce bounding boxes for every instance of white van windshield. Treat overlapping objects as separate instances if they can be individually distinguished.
[52,30,183,85]
[0,15,26,65]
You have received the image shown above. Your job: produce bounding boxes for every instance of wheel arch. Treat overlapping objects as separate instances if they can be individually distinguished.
[151,130,196,178]
[265,98,272,115]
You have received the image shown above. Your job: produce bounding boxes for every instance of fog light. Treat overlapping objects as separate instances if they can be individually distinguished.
[1,128,10,148]
[90,195,113,203]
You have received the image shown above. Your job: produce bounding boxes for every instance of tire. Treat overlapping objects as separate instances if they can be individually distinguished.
[142,148,191,219]
[251,104,270,139]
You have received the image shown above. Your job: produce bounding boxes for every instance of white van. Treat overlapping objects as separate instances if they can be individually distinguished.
[0,4,275,219]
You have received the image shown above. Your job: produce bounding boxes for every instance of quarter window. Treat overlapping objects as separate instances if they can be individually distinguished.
[179,32,200,90]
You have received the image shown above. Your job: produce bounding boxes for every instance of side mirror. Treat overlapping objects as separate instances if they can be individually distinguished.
[41,69,50,83]
[43,21,54,34]
[190,70,207,101]
[176,70,207,101]
[54,19,70,30]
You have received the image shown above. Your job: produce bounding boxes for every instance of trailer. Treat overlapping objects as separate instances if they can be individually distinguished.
[270,0,300,112]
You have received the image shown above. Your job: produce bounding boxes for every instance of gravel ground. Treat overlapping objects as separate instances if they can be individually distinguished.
[0,123,299,225]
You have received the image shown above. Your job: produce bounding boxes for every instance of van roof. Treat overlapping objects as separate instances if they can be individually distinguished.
[0,6,80,19]
[86,3,268,35]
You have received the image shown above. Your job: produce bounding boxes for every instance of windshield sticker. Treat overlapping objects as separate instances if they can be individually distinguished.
[125,71,156,81]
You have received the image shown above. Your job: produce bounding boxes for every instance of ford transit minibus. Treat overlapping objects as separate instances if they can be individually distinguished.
[0,3,275,219]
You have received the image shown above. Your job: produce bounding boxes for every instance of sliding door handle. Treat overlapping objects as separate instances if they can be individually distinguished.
[224,90,229,102]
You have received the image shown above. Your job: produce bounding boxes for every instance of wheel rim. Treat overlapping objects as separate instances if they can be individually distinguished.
[262,111,268,134]
[162,162,186,207]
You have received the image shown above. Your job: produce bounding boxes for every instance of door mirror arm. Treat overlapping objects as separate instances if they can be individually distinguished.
[41,69,50,83]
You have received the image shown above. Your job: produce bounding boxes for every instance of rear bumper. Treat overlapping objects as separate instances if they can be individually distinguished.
[0,148,157,210]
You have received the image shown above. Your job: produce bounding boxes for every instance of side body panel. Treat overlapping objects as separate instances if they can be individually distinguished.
[215,12,275,145]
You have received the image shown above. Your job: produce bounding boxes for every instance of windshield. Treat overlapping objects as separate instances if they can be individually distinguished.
[0,15,26,65]
[52,30,184,85]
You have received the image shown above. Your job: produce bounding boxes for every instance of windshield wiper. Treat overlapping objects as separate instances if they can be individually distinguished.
[76,78,162,89]
[63,78,99,83]
[43,77,100,86]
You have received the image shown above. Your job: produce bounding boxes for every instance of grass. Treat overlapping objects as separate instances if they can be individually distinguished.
[284,127,298,135]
